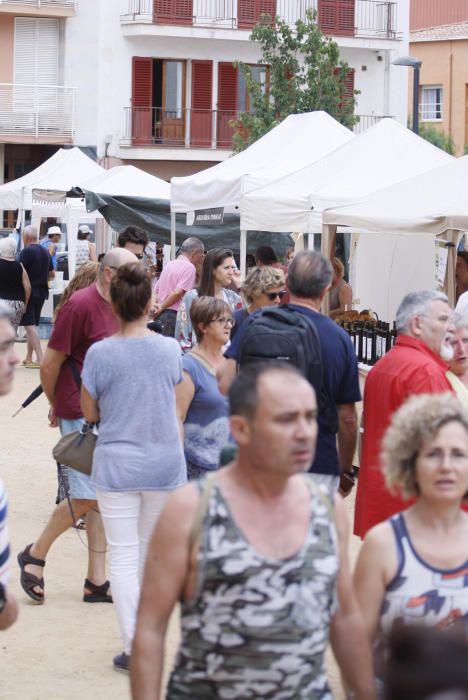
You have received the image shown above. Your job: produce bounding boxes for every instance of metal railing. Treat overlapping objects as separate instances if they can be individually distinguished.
[0,83,75,139]
[353,114,393,133]
[0,0,77,8]
[122,106,241,149]
[123,107,390,148]
[121,0,399,38]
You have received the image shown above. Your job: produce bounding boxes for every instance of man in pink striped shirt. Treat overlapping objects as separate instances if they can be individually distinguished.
[154,237,204,337]
[0,301,19,630]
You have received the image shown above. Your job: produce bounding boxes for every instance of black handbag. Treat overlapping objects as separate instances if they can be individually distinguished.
[52,421,96,476]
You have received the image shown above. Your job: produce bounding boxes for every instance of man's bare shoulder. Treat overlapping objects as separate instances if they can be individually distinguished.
[159,481,202,535]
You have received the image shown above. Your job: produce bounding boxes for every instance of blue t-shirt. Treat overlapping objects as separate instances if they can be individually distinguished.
[82,334,186,492]
[182,353,230,471]
[225,304,361,476]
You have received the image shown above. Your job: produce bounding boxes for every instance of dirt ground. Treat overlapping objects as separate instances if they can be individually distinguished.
[0,341,362,699]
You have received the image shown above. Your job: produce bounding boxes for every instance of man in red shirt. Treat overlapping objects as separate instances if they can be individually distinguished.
[354,290,455,538]
[17,247,136,604]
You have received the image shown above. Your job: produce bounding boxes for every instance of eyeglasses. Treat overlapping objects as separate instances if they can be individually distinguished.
[265,290,286,301]
[210,317,235,327]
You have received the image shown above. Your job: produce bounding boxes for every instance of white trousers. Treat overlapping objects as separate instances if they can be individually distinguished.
[97,489,169,655]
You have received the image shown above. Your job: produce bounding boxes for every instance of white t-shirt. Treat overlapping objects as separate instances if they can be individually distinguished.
[456,290,468,316]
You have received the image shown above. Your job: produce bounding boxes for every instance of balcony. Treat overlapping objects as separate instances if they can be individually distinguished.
[353,114,393,133]
[122,106,242,149]
[121,0,399,40]
[0,84,75,143]
[0,0,77,16]
[122,107,388,150]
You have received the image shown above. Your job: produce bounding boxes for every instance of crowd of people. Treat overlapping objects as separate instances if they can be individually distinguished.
[0,225,467,700]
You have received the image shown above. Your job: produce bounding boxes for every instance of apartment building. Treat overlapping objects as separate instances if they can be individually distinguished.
[409,1,468,155]
[0,0,410,195]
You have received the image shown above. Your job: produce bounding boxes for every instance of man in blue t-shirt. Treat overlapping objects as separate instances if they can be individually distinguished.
[219,250,361,496]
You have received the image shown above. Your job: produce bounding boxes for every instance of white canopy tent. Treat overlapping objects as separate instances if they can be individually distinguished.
[0,147,105,279]
[78,165,170,200]
[321,154,468,319]
[0,147,104,210]
[170,111,355,272]
[239,119,453,233]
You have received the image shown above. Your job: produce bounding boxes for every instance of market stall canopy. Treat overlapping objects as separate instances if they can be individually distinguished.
[0,147,104,210]
[322,153,468,234]
[74,165,170,200]
[170,111,354,214]
[240,119,454,233]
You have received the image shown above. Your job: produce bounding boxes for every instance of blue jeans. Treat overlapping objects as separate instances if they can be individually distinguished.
[58,417,97,500]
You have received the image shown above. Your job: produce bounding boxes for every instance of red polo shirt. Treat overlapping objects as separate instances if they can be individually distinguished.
[354,335,453,538]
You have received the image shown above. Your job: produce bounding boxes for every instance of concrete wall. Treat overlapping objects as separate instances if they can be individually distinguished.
[0,15,14,83]
[411,0,468,31]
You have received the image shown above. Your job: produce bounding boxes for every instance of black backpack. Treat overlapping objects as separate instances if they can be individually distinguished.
[238,305,338,433]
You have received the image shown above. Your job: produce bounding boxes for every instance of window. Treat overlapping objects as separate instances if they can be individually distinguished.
[237,65,268,113]
[13,17,59,111]
[420,86,442,121]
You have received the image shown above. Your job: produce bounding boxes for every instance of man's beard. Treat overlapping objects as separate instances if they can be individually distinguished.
[440,342,454,362]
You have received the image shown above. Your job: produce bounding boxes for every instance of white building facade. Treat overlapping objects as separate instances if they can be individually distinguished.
[0,0,410,191]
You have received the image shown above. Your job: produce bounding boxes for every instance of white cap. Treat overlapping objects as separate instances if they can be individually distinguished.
[47,225,62,236]
[78,224,91,234]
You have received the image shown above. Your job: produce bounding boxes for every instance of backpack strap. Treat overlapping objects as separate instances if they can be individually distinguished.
[188,472,217,554]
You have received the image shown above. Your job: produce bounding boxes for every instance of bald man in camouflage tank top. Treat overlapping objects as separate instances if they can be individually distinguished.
[131,364,375,700]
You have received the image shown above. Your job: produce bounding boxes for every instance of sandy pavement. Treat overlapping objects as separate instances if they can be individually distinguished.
[0,341,361,699]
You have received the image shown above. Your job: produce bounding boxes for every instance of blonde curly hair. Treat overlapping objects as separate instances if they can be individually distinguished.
[381,393,468,499]
[240,266,285,306]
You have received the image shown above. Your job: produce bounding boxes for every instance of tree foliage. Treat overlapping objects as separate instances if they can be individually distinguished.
[231,9,359,152]
[418,123,456,156]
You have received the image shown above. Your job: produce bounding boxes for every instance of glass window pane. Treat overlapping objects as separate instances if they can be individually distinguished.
[165,61,183,118]
[237,70,246,113]
[421,86,442,120]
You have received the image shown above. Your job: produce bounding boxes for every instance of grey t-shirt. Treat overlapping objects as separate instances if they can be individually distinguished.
[82,334,186,492]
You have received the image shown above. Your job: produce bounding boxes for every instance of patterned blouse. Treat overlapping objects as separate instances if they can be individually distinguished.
[167,475,339,699]
[175,288,242,353]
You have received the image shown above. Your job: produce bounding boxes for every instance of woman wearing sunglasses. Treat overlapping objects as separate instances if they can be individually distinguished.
[231,266,286,339]
[175,297,232,480]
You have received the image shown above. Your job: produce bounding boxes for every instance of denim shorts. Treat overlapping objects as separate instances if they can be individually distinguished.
[58,417,97,501]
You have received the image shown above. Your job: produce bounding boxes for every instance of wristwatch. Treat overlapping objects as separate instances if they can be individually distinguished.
[0,582,6,614]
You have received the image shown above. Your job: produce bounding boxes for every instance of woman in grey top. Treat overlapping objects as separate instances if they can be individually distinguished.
[81,262,186,672]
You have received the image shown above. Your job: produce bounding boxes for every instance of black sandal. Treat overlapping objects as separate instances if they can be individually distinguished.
[83,578,113,603]
[17,544,45,603]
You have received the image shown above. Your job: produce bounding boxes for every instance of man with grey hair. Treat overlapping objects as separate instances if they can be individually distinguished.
[153,236,205,337]
[446,310,468,398]
[18,247,137,606]
[221,250,361,497]
[0,302,19,631]
[18,225,54,367]
[354,290,455,538]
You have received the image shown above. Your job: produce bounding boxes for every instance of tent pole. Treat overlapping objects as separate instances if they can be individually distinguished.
[321,224,336,316]
[240,229,247,278]
[170,212,176,260]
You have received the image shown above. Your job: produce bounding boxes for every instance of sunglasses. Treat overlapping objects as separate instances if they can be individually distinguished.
[265,290,286,301]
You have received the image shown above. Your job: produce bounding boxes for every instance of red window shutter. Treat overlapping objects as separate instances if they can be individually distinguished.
[238,0,275,28]
[217,62,237,148]
[153,0,192,25]
[334,67,355,113]
[132,57,153,145]
[191,60,213,147]
[318,0,355,37]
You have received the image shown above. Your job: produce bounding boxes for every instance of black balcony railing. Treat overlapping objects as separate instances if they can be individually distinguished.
[122,0,399,39]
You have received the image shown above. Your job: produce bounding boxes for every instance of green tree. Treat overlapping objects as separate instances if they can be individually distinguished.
[231,9,358,152]
[418,123,456,155]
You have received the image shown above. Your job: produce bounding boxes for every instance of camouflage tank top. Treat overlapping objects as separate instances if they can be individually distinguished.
[167,475,339,699]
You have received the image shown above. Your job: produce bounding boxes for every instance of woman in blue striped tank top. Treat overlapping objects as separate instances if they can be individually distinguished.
[354,392,468,692]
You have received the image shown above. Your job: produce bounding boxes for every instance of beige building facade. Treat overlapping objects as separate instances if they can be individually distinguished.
[410,22,468,154]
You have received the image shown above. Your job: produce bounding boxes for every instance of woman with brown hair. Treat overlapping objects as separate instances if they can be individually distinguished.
[329,257,352,319]
[81,261,186,672]
[354,393,468,695]
[175,247,241,352]
[232,265,286,339]
[176,297,231,480]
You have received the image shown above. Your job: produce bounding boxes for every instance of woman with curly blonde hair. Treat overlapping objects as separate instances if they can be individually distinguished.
[53,261,100,321]
[354,392,468,694]
[231,265,286,339]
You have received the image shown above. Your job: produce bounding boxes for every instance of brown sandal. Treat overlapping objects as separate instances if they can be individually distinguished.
[83,578,113,603]
[17,544,45,603]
